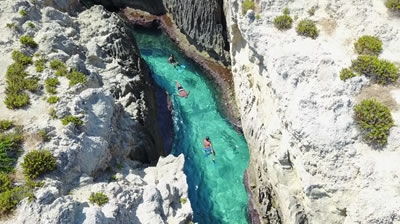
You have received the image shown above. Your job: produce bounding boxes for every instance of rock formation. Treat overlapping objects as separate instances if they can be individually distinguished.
[227,0,400,223]
[0,1,192,223]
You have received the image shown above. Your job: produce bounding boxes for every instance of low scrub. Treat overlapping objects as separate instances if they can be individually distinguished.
[67,69,86,86]
[47,96,59,104]
[0,120,14,132]
[45,78,59,94]
[0,128,24,173]
[12,51,32,66]
[61,115,83,126]
[89,192,108,206]
[0,173,11,193]
[340,68,359,81]
[19,10,27,16]
[351,55,399,84]
[49,108,57,119]
[273,9,293,31]
[242,0,255,15]
[0,186,28,215]
[385,0,400,11]
[34,57,46,72]
[354,99,394,146]
[25,77,39,93]
[20,36,38,48]
[38,130,50,142]
[27,22,35,28]
[296,19,319,39]
[21,149,56,179]
[354,35,382,56]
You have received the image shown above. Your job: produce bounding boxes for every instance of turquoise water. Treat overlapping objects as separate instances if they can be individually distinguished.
[133,28,250,224]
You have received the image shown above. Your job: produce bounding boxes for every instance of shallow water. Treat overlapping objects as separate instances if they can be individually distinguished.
[133,28,250,224]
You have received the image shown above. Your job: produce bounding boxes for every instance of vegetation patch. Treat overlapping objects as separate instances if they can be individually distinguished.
[4,51,33,109]
[89,192,108,206]
[25,77,39,93]
[385,0,400,11]
[45,78,59,94]
[296,19,319,39]
[242,0,255,15]
[0,120,14,132]
[180,197,187,204]
[22,149,56,179]
[354,36,382,56]
[47,96,59,104]
[308,6,317,16]
[0,127,23,173]
[6,23,17,31]
[273,8,293,31]
[38,130,50,142]
[20,36,38,48]
[27,22,35,28]
[34,57,46,72]
[19,10,27,16]
[351,55,399,84]
[340,68,359,81]
[66,69,86,86]
[354,99,394,146]
[50,60,68,76]
[49,108,57,119]
[61,115,83,126]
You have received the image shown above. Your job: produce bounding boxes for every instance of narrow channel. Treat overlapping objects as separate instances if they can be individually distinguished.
[133,27,250,224]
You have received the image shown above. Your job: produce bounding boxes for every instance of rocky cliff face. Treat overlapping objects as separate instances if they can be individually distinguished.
[228,0,400,223]
[0,1,192,223]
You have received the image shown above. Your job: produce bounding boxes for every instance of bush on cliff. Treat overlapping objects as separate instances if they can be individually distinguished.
[61,115,83,126]
[12,51,32,66]
[351,55,399,84]
[89,192,108,206]
[47,96,59,104]
[20,36,38,48]
[45,78,59,94]
[0,127,24,173]
[354,99,394,146]
[296,19,319,39]
[354,36,382,56]
[66,69,86,86]
[22,149,56,179]
[273,9,293,31]
[242,0,255,15]
[0,120,14,132]
[385,0,400,11]
[34,57,46,72]
[0,173,11,193]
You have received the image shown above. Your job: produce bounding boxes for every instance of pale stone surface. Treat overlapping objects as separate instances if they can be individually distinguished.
[0,1,192,223]
[228,0,400,223]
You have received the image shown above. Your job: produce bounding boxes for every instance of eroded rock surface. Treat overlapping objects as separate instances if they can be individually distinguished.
[0,1,192,223]
[228,0,400,223]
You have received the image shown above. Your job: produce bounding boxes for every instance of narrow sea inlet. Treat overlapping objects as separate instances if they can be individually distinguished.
[133,27,250,224]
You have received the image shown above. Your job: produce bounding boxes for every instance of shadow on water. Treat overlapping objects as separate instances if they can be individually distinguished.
[132,26,250,224]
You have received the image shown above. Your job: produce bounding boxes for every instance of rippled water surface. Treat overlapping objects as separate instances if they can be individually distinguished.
[133,28,250,224]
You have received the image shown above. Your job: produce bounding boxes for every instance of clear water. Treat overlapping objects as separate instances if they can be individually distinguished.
[133,28,250,224]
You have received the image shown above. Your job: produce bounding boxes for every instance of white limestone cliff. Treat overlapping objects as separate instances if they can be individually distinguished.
[228,0,400,223]
[0,1,192,223]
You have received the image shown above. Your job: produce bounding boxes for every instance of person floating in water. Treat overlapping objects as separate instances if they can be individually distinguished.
[175,81,190,98]
[168,54,179,68]
[203,136,215,161]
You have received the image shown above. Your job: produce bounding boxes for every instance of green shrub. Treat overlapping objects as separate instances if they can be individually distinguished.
[25,77,39,93]
[49,108,57,119]
[385,0,400,11]
[49,60,65,70]
[255,14,260,19]
[6,23,17,31]
[61,115,83,126]
[12,51,32,66]
[47,96,59,104]
[340,68,358,81]
[19,10,27,16]
[354,99,394,146]
[27,22,35,28]
[0,129,24,173]
[38,130,50,142]
[34,57,46,72]
[308,6,317,16]
[351,55,399,84]
[273,14,293,30]
[89,192,108,206]
[0,173,11,193]
[67,69,86,86]
[242,0,255,15]
[45,78,59,94]
[20,36,38,48]
[0,187,27,215]
[296,19,319,39]
[180,197,187,204]
[283,7,290,15]
[4,93,29,109]
[354,36,383,56]
[0,120,14,132]
[21,150,56,179]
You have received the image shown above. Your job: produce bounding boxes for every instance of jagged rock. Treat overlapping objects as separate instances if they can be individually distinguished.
[228,0,400,223]
[0,1,192,223]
